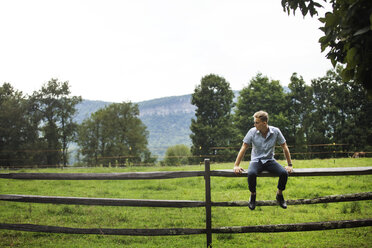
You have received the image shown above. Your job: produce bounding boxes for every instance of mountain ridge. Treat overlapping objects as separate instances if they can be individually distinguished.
[73,88,286,159]
[74,94,196,158]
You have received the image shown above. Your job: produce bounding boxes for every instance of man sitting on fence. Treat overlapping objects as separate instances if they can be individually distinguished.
[233,111,293,210]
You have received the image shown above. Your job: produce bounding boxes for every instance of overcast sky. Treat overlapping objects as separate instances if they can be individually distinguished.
[0,0,332,103]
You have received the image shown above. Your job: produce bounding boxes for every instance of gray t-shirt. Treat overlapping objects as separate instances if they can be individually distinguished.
[243,126,286,163]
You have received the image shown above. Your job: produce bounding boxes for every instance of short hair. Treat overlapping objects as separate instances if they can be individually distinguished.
[253,111,269,123]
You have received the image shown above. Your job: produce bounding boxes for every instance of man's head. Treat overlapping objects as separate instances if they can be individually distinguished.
[253,111,269,131]
[253,111,268,123]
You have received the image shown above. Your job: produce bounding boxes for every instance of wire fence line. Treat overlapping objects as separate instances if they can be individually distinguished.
[1,167,372,180]
[1,143,370,168]
[1,161,372,247]
[0,143,350,153]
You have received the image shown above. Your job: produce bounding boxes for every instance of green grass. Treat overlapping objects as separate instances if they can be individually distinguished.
[1,158,372,247]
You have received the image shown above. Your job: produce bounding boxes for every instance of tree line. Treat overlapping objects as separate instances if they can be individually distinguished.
[190,67,372,163]
[1,66,371,167]
[0,79,154,168]
[0,80,82,167]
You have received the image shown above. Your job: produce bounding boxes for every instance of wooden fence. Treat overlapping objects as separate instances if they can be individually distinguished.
[1,159,372,247]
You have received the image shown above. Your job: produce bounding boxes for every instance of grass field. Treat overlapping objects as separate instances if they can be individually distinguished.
[1,158,371,247]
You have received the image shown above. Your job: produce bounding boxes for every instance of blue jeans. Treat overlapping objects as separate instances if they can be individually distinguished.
[247,159,288,193]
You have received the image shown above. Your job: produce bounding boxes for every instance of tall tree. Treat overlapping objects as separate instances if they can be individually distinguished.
[308,66,372,156]
[77,102,154,166]
[234,73,289,138]
[308,71,334,149]
[325,66,371,151]
[0,83,40,167]
[286,73,313,158]
[77,117,100,165]
[281,0,372,98]
[190,74,236,162]
[31,79,81,166]
[59,95,82,166]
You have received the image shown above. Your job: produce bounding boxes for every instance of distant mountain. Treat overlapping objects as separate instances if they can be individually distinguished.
[138,95,195,116]
[73,88,287,160]
[137,95,195,158]
[74,94,196,159]
[74,100,112,124]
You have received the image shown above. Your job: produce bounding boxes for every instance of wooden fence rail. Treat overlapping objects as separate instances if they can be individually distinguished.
[1,166,371,180]
[1,192,371,207]
[2,219,371,236]
[212,219,372,233]
[212,167,372,177]
[0,171,204,180]
[0,194,205,207]
[0,223,205,236]
[1,161,372,247]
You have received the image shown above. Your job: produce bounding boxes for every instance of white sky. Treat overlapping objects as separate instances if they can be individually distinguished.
[0,0,331,103]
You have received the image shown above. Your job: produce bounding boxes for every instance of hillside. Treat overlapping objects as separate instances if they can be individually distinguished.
[138,95,195,158]
[74,95,196,158]
[73,91,248,160]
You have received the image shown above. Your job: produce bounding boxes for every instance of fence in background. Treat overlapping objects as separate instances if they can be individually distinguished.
[1,160,372,247]
[1,143,371,168]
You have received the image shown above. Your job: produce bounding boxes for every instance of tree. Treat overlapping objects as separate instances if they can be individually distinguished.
[234,73,289,138]
[77,117,100,166]
[190,74,236,162]
[308,72,334,147]
[58,94,82,166]
[0,83,40,167]
[324,66,371,151]
[162,144,191,166]
[281,0,372,98]
[286,73,313,158]
[31,79,82,166]
[77,102,154,166]
[308,66,372,157]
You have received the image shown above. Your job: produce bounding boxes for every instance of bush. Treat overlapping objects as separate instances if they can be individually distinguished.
[162,144,191,166]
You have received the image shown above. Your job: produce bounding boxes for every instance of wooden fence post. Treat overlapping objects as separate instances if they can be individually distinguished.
[204,158,212,247]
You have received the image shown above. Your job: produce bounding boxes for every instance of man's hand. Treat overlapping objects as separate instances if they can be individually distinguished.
[285,166,293,173]
[234,166,245,175]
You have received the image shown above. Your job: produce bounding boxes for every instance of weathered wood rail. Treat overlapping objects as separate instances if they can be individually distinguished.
[212,219,372,233]
[1,192,371,207]
[1,166,371,180]
[0,171,204,180]
[1,219,371,235]
[1,161,372,248]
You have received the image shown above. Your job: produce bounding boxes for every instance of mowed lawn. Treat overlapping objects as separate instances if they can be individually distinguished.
[0,158,371,247]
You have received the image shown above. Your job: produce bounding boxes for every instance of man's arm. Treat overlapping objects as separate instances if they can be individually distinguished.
[234,143,249,174]
[280,142,293,173]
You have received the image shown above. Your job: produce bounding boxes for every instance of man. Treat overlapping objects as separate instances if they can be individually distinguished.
[233,111,293,210]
